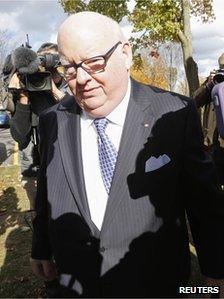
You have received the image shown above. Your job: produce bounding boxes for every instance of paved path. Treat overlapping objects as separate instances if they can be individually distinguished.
[0,128,18,166]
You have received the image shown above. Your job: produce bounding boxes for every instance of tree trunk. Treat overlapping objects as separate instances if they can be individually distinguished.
[178,0,200,97]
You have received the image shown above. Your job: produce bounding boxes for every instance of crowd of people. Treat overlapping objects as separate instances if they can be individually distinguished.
[2,11,224,298]
[193,53,224,188]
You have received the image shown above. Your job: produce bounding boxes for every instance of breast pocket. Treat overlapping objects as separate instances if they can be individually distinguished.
[127,160,178,199]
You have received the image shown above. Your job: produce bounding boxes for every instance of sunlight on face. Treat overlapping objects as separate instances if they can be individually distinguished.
[58,14,132,117]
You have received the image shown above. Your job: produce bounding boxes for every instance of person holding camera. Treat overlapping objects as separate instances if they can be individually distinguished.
[9,42,68,178]
[3,42,70,297]
[6,42,70,296]
[194,52,224,188]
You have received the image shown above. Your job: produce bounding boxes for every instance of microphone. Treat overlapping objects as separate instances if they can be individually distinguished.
[2,54,13,75]
[11,46,39,74]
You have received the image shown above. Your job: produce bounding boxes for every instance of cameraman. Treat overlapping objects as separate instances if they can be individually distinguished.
[7,42,69,297]
[194,53,224,188]
[10,42,68,177]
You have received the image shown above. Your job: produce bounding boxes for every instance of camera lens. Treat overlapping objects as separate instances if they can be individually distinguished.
[27,73,47,88]
[25,72,52,91]
[213,73,224,84]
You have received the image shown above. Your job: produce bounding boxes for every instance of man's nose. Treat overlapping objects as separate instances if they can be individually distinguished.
[76,67,92,85]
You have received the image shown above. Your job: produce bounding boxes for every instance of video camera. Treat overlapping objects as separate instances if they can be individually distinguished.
[20,49,61,92]
[2,37,61,92]
[213,69,224,85]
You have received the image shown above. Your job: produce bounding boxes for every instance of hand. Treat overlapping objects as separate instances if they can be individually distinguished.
[51,79,65,101]
[19,90,29,104]
[8,73,29,104]
[30,258,57,281]
[8,73,22,90]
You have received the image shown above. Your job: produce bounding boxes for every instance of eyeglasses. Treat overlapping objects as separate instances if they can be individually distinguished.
[61,41,122,79]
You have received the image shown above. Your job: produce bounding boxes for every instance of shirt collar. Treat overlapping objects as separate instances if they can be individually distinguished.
[106,78,131,127]
[81,110,94,128]
[81,78,131,128]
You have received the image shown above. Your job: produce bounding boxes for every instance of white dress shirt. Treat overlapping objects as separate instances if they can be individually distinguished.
[80,80,131,230]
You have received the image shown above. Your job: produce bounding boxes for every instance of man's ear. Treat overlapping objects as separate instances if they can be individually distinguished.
[122,42,133,70]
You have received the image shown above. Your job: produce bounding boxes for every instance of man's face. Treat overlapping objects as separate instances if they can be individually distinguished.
[59,38,132,118]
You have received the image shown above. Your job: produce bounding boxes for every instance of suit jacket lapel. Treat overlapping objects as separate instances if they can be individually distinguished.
[57,99,98,233]
[100,79,156,236]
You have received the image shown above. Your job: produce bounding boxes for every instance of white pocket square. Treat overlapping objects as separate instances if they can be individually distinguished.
[145,154,171,172]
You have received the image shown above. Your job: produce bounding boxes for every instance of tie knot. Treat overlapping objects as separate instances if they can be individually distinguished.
[94,118,109,133]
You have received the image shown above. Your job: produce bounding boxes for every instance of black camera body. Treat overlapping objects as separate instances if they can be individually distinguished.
[213,69,224,85]
[24,53,61,91]
[38,53,60,70]
[2,46,61,92]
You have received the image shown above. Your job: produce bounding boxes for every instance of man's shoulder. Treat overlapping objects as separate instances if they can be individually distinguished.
[39,94,76,120]
[131,78,193,112]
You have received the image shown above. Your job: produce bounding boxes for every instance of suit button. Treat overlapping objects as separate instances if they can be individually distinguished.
[86,241,91,246]
[99,246,106,252]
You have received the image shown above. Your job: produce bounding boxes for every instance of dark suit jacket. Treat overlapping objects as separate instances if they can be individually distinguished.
[32,78,224,297]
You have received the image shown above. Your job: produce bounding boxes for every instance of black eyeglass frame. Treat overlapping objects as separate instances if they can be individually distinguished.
[62,41,122,76]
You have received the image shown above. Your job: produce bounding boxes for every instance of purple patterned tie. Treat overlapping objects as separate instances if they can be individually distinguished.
[94,118,118,194]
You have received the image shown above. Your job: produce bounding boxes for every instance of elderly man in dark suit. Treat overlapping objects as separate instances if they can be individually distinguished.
[30,11,224,298]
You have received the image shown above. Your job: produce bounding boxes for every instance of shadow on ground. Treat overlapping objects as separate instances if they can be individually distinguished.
[0,167,45,298]
[0,166,204,298]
